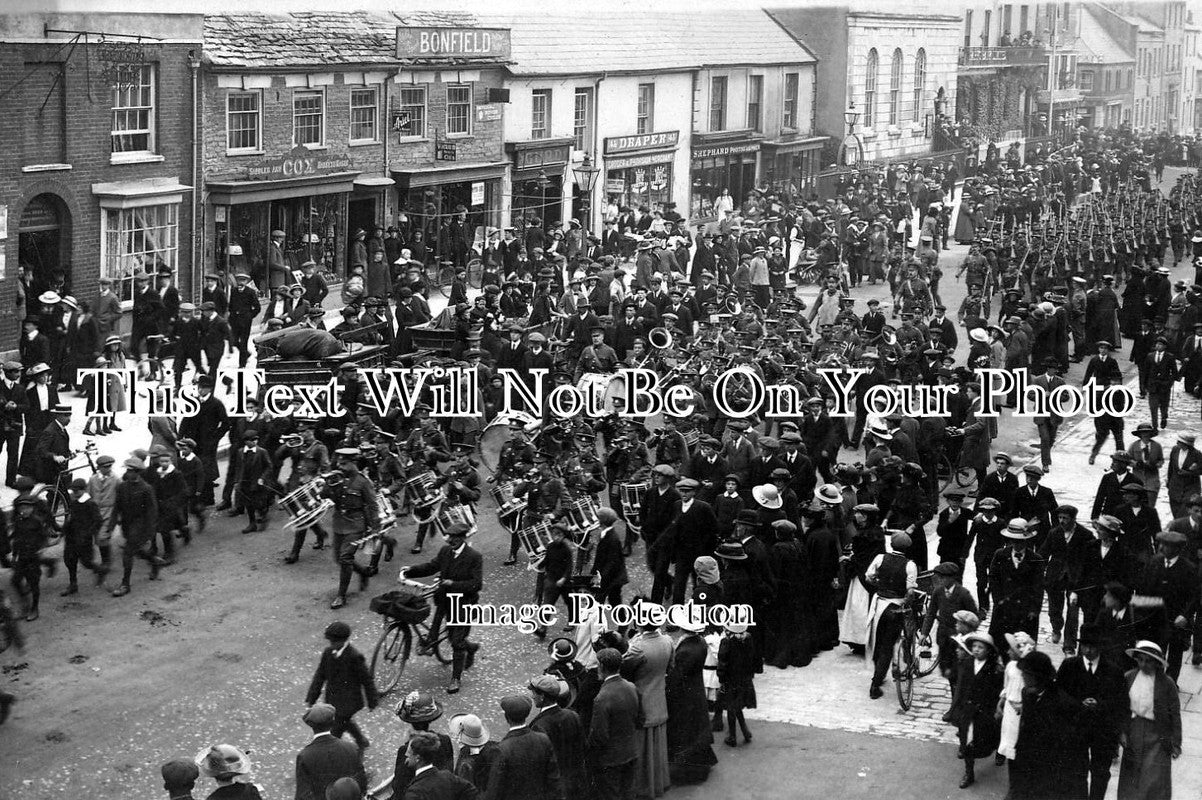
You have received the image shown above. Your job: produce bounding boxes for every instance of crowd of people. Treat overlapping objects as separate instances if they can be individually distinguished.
[3,126,1202,800]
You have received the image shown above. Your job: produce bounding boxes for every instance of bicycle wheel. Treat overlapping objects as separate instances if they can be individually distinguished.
[45,489,68,546]
[954,465,977,488]
[370,622,413,695]
[466,257,484,289]
[893,632,915,711]
[916,635,940,678]
[435,264,456,298]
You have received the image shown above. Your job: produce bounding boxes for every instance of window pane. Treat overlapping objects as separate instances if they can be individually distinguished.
[710,77,727,131]
[531,89,550,140]
[294,90,324,146]
[574,88,591,151]
[784,73,799,129]
[637,83,654,135]
[350,87,377,142]
[103,204,180,303]
[227,91,260,151]
[111,63,154,153]
[447,84,472,135]
[399,87,426,137]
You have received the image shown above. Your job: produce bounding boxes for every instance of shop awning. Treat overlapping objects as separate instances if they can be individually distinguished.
[760,136,827,154]
[206,171,361,206]
[92,177,192,209]
[390,161,508,189]
[354,175,396,188]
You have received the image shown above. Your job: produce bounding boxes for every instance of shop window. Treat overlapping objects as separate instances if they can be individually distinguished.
[709,76,728,131]
[294,89,325,147]
[1080,71,1094,92]
[747,75,763,133]
[102,204,179,304]
[574,87,593,151]
[350,86,379,143]
[227,90,261,153]
[531,89,551,140]
[912,49,926,123]
[446,83,472,136]
[111,63,155,155]
[637,83,655,135]
[399,86,427,138]
[606,163,672,214]
[783,73,799,129]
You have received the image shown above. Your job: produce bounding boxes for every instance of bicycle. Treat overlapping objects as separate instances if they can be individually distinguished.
[431,261,458,298]
[891,570,940,711]
[936,429,977,491]
[42,441,100,544]
[368,578,452,695]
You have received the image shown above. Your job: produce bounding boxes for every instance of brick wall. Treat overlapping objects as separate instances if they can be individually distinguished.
[388,71,507,170]
[0,39,197,347]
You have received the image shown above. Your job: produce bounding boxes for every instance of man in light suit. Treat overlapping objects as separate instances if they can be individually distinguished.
[1166,433,1202,519]
[294,703,365,800]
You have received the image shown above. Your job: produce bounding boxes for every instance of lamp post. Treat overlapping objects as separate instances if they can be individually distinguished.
[573,153,601,259]
[840,100,863,166]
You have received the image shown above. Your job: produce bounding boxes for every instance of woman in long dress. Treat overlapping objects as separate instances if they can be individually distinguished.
[665,620,717,785]
[954,201,978,244]
[1118,641,1181,800]
[838,504,885,653]
[996,631,1035,762]
[950,632,1003,788]
[622,611,674,799]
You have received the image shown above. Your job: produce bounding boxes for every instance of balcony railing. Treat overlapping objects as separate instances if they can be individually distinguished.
[958,45,1048,69]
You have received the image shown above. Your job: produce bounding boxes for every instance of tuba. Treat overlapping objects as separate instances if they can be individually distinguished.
[316,470,346,488]
[647,327,673,351]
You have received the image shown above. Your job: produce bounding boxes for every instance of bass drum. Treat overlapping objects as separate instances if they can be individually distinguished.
[477,411,539,473]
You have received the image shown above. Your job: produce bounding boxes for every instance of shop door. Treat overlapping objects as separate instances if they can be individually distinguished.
[348,198,377,243]
[18,193,70,293]
[741,160,757,202]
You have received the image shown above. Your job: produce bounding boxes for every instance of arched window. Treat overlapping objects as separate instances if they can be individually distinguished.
[889,48,903,126]
[864,48,878,127]
[913,48,926,123]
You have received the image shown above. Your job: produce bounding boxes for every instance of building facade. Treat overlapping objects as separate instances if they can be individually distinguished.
[488,10,819,234]
[0,12,201,342]
[771,7,960,167]
[1075,3,1136,129]
[1109,1,1189,132]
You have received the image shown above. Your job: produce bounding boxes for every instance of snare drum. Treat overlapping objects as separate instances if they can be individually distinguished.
[681,429,701,451]
[566,496,600,533]
[375,490,403,531]
[405,472,442,508]
[516,520,555,562]
[434,503,478,537]
[490,480,528,526]
[619,481,649,533]
[279,482,333,529]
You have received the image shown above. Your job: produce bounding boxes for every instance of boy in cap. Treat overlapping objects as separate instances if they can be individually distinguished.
[920,562,978,687]
[160,759,200,800]
[61,477,107,595]
[305,621,379,752]
[2,495,54,620]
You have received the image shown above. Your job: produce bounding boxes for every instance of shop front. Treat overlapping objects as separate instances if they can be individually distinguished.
[761,136,826,201]
[602,130,679,214]
[689,131,762,222]
[206,149,359,290]
[348,175,396,249]
[506,137,572,229]
[391,162,506,265]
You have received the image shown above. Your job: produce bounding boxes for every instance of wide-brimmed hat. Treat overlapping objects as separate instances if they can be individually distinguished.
[867,424,892,441]
[752,484,782,509]
[1126,640,1168,668]
[814,483,842,505]
[195,745,251,778]
[448,713,491,747]
[548,637,577,662]
[963,631,996,651]
[1003,518,1034,539]
[715,542,748,561]
[396,690,444,723]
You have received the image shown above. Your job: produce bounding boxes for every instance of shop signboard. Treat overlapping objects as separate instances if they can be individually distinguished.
[604,130,680,155]
[605,179,625,195]
[477,105,503,123]
[243,146,353,181]
[692,142,761,160]
[511,142,571,171]
[396,27,512,60]
[436,140,458,161]
[471,182,485,206]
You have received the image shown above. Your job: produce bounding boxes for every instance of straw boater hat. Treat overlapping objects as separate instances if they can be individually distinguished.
[1126,640,1168,668]
[1002,518,1035,539]
[752,484,782,509]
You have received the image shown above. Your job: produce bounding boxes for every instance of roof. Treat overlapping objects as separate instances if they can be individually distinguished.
[475,9,815,76]
[1114,11,1164,35]
[1077,5,1134,63]
[204,10,488,69]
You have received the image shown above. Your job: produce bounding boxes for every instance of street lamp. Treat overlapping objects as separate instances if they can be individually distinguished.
[573,153,601,256]
[840,101,863,166]
[844,100,861,134]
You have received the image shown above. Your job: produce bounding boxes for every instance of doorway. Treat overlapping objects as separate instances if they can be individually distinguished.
[18,193,70,296]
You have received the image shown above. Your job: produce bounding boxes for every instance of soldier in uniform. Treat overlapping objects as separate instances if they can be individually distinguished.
[322,447,378,610]
[1069,277,1089,361]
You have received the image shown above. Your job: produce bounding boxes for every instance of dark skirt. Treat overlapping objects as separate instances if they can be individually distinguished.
[718,680,757,711]
[1118,716,1172,800]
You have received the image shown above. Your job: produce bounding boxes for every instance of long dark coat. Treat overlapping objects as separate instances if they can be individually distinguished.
[665,634,716,785]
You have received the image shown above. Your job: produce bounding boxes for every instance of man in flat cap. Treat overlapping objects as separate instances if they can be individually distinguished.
[295,702,366,800]
[160,758,200,800]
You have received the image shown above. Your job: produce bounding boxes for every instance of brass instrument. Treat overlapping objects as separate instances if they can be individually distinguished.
[315,469,346,488]
[647,327,673,351]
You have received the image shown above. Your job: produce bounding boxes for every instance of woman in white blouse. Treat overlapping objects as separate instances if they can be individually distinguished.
[1118,640,1181,800]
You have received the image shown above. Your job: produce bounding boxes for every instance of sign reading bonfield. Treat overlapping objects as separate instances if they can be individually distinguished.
[396,27,512,60]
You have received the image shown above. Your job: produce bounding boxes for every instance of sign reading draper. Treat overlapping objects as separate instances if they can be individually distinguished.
[396,27,512,60]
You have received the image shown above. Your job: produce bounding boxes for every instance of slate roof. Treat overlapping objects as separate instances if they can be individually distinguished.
[205,10,490,69]
[475,9,816,75]
[1077,5,1134,63]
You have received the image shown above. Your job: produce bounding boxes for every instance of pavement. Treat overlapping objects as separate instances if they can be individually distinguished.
[2,167,1201,799]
